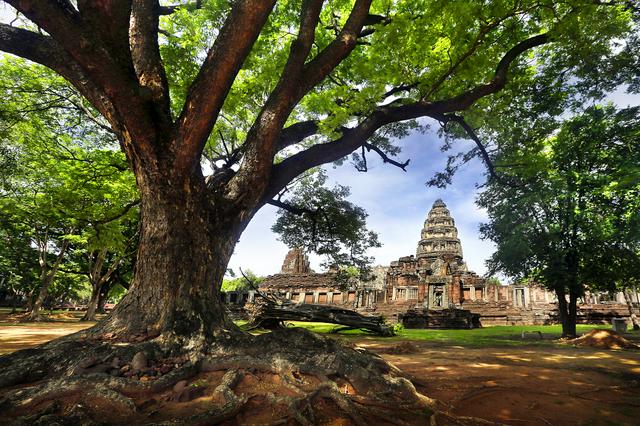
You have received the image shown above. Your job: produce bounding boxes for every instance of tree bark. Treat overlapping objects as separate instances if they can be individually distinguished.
[82,285,101,322]
[91,170,241,346]
[555,284,578,338]
[95,282,111,314]
[567,287,578,338]
[555,287,570,338]
[82,251,121,321]
[623,288,640,331]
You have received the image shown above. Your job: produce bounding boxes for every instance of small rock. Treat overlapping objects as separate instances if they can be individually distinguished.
[79,357,99,369]
[110,357,121,368]
[172,380,188,393]
[120,364,130,374]
[131,352,148,371]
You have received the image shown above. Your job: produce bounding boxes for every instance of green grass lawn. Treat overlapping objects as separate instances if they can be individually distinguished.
[275,322,640,347]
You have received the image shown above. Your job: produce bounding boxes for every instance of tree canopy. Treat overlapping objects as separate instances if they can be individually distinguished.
[0,58,138,318]
[478,105,640,336]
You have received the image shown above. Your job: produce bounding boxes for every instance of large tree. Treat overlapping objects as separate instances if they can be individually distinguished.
[0,0,635,421]
[478,105,640,337]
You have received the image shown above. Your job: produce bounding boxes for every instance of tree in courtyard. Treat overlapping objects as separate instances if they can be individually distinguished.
[0,0,636,421]
[478,105,640,337]
[0,58,139,320]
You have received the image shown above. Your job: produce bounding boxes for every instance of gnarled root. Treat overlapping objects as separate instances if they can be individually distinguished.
[1,328,435,424]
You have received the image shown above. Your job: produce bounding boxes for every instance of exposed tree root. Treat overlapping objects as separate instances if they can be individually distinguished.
[0,327,500,424]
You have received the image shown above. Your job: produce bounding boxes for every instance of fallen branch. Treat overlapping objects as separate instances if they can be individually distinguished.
[246,299,393,336]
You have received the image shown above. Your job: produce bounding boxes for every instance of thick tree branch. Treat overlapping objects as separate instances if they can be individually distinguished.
[130,0,172,129]
[427,34,549,112]
[263,33,550,201]
[227,1,325,197]
[3,1,84,58]
[173,0,276,172]
[2,2,169,164]
[0,24,121,135]
[227,0,373,204]
[0,24,67,73]
[277,120,320,151]
[300,0,373,93]
[76,1,133,70]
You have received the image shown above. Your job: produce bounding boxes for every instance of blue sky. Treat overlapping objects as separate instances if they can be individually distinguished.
[229,89,640,280]
[228,118,496,278]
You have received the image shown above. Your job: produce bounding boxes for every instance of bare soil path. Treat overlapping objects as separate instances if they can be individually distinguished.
[1,316,639,425]
[0,311,94,355]
[358,338,640,426]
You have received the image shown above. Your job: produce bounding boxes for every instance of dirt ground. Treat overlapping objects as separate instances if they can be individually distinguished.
[1,317,639,425]
[0,311,94,355]
[359,338,640,426]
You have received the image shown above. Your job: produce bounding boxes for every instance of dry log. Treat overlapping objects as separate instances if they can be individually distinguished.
[246,300,393,336]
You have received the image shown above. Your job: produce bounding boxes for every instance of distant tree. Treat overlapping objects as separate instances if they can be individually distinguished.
[271,171,380,279]
[0,59,138,320]
[221,270,264,293]
[485,277,502,286]
[479,105,640,337]
[0,216,39,311]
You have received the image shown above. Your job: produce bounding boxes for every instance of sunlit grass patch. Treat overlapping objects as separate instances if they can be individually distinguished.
[268,322,624,347]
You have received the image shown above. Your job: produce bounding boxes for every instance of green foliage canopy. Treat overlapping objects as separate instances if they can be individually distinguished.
[478,105,640,296]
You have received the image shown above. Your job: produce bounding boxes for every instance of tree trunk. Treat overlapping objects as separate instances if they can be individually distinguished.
[555,287,572,338]
[567,287,578,338]
[95,283,111,314]
[28,284,49,321]
[82,252,121,322]
[28,239,69,321]
[91,171,241,346]
[623,289,640,331]
[81,284,101,322]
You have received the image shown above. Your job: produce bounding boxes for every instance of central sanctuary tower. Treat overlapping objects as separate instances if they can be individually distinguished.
[416,199,464,264]
[387,199,484,309]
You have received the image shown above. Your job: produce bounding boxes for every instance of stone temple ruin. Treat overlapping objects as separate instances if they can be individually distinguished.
[224,199,639,328]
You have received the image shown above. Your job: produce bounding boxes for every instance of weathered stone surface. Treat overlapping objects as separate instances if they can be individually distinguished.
[280,248,311,274]
[78,357,99,369]
[172,379,188,393]
[131,352,148,371]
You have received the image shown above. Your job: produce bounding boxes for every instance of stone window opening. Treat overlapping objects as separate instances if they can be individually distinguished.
[407,287,418,300]
[433,291,443,307]
[395,288,406,300]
